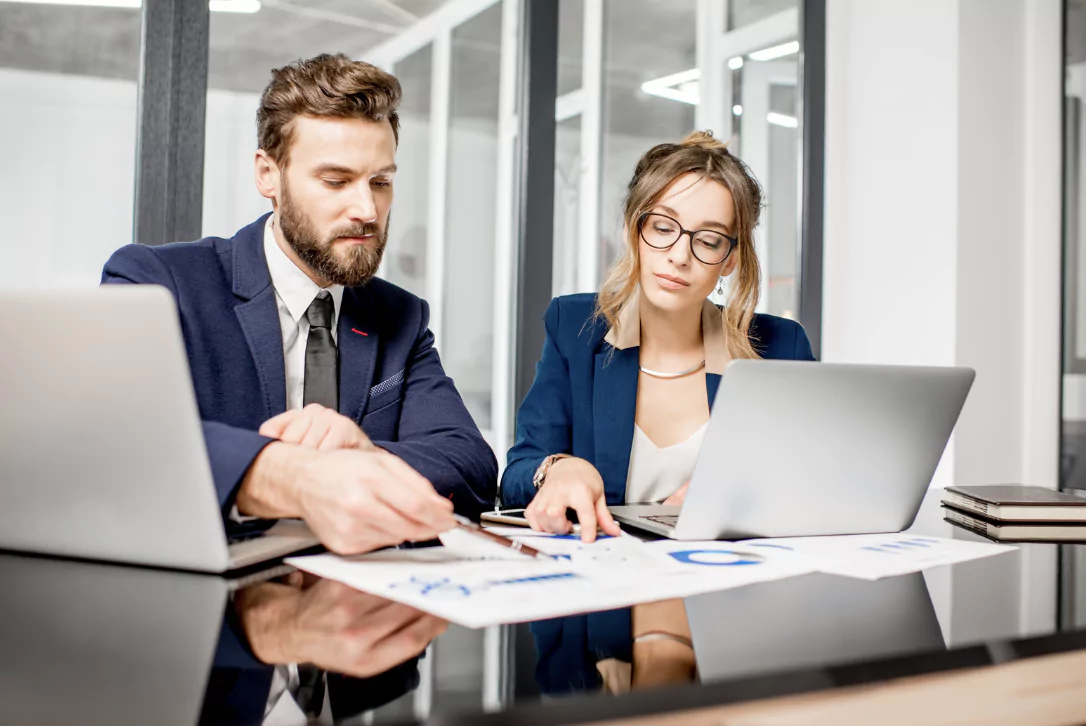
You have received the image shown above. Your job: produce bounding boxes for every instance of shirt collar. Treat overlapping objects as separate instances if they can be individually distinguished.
[263,216,344,325]
[603,287,729,375]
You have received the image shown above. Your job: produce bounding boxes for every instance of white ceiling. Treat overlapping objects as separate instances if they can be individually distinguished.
[0,0,795,137]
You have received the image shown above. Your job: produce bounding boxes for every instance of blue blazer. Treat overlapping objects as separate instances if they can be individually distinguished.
[501,293,815,507]
[102,214,497,517]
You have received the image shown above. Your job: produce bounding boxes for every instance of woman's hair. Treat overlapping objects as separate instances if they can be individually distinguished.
[595,130,764,360]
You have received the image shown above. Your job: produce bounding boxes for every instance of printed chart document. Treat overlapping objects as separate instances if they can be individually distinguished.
[286,532,813,628]
[740,534,1016,580]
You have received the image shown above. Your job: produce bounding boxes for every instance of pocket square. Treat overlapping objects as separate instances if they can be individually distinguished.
[369,369,405,398]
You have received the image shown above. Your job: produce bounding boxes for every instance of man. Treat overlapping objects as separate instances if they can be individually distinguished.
[208,573,445,722]
[102,53,497,554]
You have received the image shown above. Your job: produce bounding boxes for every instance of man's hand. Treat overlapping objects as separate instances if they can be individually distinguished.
[524,457,621,543]
[260,404,374,451]
[237,444,456,555]
[237,575,448,679]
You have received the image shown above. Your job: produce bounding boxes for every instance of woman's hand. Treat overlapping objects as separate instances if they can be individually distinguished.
[662,481,689,506]
[525,457,622,543]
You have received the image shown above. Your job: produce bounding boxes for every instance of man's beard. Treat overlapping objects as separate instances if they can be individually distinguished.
[278,185,389,288]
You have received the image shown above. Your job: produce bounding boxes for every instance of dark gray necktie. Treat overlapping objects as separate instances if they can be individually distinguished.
[295,663,325,718]
[303,291,338,410]
[297,292,336,715]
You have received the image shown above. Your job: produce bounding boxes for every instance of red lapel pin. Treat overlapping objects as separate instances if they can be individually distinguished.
[351,328,369,337]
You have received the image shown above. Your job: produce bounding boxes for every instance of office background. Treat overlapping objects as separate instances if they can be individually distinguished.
[0,0,822,464]
[0,0,1079,714]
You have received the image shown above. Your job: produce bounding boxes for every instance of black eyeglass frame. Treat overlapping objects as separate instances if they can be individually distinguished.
[636,212,739,266]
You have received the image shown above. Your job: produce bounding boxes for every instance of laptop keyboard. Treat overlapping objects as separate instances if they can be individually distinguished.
[641,514,679,527]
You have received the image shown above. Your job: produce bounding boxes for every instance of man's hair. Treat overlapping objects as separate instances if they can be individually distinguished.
[257,53,402,167]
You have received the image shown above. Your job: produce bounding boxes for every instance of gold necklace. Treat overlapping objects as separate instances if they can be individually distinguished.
[638,360,706,379]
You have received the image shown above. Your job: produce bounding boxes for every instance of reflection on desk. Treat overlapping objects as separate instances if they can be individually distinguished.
[3,490,1086,725]
[0,554,439,726]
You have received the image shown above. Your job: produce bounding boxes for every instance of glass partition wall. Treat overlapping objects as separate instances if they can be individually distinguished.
[366,0,812,467]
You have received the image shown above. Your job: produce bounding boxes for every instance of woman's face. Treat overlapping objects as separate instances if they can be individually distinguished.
[637,173,739,316]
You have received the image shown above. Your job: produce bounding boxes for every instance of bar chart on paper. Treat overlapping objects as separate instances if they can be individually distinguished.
[287,533,815,628]
[741,534,1017,580]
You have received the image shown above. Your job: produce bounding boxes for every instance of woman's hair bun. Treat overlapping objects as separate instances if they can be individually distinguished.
[679,129,729,151]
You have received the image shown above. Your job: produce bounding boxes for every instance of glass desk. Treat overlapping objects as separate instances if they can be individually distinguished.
[4,489,1085,725]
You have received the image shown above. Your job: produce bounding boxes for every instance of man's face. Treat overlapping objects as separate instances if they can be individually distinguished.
[257,115,397,287]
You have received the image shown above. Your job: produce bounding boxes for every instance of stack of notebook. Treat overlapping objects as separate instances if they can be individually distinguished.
[941,486,1086,542]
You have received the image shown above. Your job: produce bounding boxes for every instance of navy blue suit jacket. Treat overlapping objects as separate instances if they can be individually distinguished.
[501,293,815,507]
[102,214,497,517]
[506,294,815,694]
[203,610,420,724]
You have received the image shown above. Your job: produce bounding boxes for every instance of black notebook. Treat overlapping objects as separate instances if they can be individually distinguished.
[942,485,1086,523]
[943,506,1086,542]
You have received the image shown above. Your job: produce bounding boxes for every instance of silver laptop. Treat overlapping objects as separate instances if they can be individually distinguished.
[685,572,946,682]
[0,286,320,572]
[0,552,291,726]
[610,360,974,539]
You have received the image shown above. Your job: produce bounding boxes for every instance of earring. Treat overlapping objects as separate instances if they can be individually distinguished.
[716,276,724,296]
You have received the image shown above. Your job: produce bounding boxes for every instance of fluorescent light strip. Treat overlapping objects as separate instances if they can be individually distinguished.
[749,40,799,61]
[0,0,261,11]
[766,112,798,128]
[640,68,700,106]
[210,0,260,12]
[1,0,138,6]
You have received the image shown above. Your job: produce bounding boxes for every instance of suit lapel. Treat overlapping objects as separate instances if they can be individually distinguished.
[592,346,639,505]
[231,214,286,419]
[235,291,287,418]
[337,286,380,423]
[706,373,721,408]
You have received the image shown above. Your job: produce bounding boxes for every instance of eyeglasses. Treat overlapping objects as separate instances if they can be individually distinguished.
[637,212,738,266]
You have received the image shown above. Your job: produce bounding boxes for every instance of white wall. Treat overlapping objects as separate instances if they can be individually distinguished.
[824,0,1061,637]
[202,89,270,238]
[0,69,138,289]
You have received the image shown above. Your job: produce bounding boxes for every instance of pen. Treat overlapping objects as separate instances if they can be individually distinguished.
[453,514,553,559]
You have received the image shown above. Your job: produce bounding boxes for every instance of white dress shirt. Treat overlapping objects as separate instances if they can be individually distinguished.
[249,217,343,721]
[625,423,708,503]
[262,216,345,412]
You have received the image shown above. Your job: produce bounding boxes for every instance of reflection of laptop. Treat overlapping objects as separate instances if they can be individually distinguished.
[0,552,287,726]
[0,287,320,572]
[685,572,946,682]
[610,361,974,540]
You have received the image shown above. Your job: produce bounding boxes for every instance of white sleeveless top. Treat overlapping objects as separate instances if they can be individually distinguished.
[624,422,708,503]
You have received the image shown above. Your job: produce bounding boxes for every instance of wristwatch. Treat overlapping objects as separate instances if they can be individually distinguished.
[532,453,571,489]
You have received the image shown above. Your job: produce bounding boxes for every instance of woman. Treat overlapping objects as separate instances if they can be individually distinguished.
[501,130,815,542]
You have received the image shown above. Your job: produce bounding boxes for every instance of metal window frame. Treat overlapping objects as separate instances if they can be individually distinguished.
[133,0,209,246]
[798,0,826,357]
[491,0,523,471]
[576,0,604,293]
[426,30,453,346]
[512,0,560,411]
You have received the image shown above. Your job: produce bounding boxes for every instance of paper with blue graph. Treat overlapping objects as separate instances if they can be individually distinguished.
[740,534,1016,580]
[286,532,814,628]
[285,530,1014,627]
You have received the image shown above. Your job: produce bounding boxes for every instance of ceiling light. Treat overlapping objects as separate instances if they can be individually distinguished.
[0,0,139,6]
[641,68,700,106]
[732,104,743,116]
[749,40,799,62]
[767,112,799,128]
[209,0,260,12]
[728,56,744,70]
[0,0,261,11]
